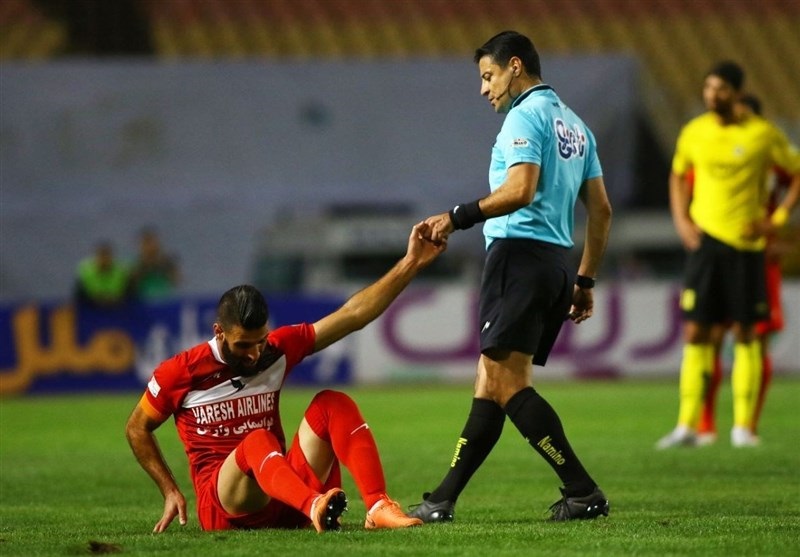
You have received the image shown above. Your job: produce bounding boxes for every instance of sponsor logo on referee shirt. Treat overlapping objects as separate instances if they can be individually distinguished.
[555,118,587,160]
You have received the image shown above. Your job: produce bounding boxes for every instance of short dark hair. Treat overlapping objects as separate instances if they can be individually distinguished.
[739,93,762,116]
[217,284,269,330]
[474,30,542,78]
[706,60,745,91]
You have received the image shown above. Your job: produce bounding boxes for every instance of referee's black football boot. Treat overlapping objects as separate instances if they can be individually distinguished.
[407,492,455,523]
[548,486,609,521]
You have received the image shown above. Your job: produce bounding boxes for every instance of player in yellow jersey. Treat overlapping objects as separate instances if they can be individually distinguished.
[657,61,800,449]
[695,95,798,446]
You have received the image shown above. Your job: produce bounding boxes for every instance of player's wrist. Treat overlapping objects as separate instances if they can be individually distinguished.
[576,275,596,289]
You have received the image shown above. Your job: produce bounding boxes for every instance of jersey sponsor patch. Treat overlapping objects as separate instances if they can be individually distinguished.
[147,376,161,397]
[512,138,529,148]
[554,118,586,160]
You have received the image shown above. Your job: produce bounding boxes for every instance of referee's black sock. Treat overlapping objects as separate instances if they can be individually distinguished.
[427,398,505,504]
[505,386,596,497]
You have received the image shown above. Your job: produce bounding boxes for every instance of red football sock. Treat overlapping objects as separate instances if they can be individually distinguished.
[235,429,318,516]
[305,390,387,509]
[698,353,723,434]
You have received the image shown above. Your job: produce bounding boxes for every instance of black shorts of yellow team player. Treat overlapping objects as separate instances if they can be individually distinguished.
[681,233,768,325]
[478,238,572,366]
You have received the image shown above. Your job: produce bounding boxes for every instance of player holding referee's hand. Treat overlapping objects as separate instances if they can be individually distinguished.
[126,223,444,533]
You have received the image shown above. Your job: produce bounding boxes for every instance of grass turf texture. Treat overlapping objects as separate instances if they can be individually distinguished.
[1,379,799,556]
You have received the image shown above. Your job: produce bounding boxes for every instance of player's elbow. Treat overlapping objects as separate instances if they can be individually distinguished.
[600,200,613,223]
[124,417,140,446]
[125,408,152,447]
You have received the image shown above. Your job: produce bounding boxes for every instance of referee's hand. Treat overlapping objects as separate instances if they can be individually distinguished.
[568,287,594,324]
[421,212,454,246]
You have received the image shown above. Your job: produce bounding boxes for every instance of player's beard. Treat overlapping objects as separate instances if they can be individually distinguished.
[220,340,266,377]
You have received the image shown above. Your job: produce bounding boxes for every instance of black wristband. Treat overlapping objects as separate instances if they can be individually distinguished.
[576,275,596,289]
[448,200,485,230]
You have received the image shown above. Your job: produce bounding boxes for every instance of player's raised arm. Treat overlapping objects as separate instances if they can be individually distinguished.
[311,222,446,352]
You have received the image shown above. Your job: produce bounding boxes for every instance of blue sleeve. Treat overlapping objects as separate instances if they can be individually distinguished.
[583,127,603,180]
[498,109,542,168]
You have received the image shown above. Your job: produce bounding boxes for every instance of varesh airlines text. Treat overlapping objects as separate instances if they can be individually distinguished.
[191,392,275,425]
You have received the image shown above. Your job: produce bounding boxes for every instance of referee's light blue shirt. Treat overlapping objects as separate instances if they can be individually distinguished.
[483,85,603,250]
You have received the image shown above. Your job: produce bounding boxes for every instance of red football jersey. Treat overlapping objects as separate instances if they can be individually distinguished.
[143,323,316,488]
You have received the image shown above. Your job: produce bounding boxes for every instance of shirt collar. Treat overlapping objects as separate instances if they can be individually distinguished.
[511,84,554,109]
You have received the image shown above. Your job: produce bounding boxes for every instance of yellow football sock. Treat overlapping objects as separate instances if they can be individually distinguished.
[677,343,713,428]
[732,341,762,428]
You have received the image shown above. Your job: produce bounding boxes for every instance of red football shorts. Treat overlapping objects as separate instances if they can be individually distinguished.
[755,259,784,336]
[195,434,342,531]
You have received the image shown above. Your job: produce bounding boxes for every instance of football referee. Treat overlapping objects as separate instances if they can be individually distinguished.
[411,30,612,522]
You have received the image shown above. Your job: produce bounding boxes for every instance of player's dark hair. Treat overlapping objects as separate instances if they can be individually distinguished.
[739,93,762,116]
[706,60,744,91]
[217,284,269,330]
[474,30,542,78]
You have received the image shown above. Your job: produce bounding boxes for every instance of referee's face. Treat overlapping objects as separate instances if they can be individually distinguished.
[478,56,516,114]
[702,75,737,118]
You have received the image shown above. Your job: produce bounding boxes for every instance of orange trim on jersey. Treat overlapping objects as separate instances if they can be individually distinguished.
[139,393,169,422]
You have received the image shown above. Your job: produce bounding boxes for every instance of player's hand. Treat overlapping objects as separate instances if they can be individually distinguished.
[568,286,594,324]
[742,218,774,241]
[408,222,447,267]
[153,490,187,533]
[675,218,702,251]
[421,212,455,246]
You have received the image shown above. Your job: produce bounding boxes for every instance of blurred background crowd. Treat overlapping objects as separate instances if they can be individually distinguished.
[2,0,799,394]
[3,0,799,300]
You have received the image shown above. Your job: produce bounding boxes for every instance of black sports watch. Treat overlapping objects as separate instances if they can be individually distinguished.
[576,275,596,289]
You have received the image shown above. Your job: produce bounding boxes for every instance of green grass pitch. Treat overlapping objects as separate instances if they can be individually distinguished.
[1,378,799,556]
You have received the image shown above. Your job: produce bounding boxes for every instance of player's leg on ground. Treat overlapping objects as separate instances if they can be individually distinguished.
[218,429,320,517]
[302,390,421,528]
[301,390,385,509]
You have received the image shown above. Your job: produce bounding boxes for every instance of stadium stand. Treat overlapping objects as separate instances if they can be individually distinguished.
[0,0,66,59]
[4,1,799,147]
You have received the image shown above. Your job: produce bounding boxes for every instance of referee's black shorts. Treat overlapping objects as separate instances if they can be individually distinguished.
[681,233,768,325]
[479,238,572,366]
